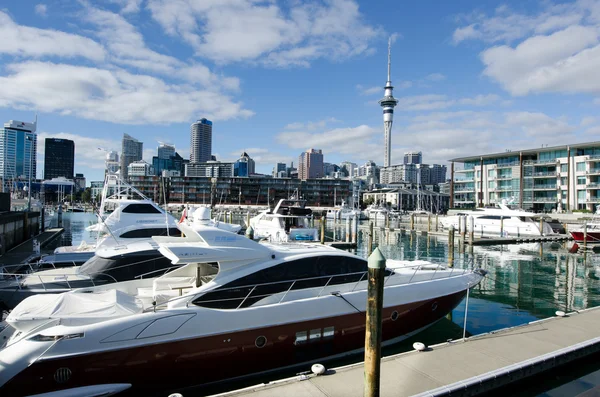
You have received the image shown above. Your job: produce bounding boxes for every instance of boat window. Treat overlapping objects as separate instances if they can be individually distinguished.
[323,326,334,338]
[294,331,308,345]
[122,204,162,214]
[78,249,174,281]
[309,329,322,340]
[119,228,182,238]
[477,215,510,220]
[191,256,369,309]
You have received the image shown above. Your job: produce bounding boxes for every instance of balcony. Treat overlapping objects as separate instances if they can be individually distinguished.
[524,171,557,178]
[496,162,520,168]
[586,155,600,162]
[532,185,557,191]
[454,178,474,183]
[454,189,475,194]
[496,186,516,192]
[587,183,600,189]
[523,159,559,166]
[587,197,600,203]
[587,168,600,175]
[454,169,475,174]
[523,197,558,203]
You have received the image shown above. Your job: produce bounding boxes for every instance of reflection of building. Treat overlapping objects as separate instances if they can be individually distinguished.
[44,138,74,180]
[190,118,212,163]
[0,119,37,191]
[450,141,600,211]
[120,134,143,180]
[234,152,255,177]
[298,149,324,180]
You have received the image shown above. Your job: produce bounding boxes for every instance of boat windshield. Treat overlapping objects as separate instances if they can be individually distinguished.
[78,249,174,281]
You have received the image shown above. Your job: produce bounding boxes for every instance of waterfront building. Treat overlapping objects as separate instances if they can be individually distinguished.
[127,160,154,177]
[73,173,86,191]
[185,161,234,178]
[357,160,380,185]
[120,134,143,180]
[363,187,449,213]
[0,119,37,192]
[153,151,187,177]
[298,149,324,180]
[190,118,212,163]
[128,175,351,207]
[380,162,446,185]
[430,164,448,184]
[44,138,74,180]
[234,152,255,177]
[340,161,358,179]
[157,142,175,160]
[404,151,423,165]
[90,181,104,202]
[273,162,287,177]
[450,141,600,212]
[379,37,399,168]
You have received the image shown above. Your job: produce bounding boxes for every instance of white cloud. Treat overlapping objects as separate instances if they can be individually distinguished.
[425,73,446,82]
[585,125,600,135]
[37,132,120,170]
[34,4,47,17]
[397,94,500,111]
[0,11,105,61]
[397,81,412,89]
[106,0,143,14]
[356,85,381,96]
[458,94,500,106]
[277,125,380,158]
[283,117,339,131]
[504,111,575,137]
[452,24,480,44]
[581,116,597,126]
[0,61,253,125]
[147,0,382,66]
[231,148,293,166]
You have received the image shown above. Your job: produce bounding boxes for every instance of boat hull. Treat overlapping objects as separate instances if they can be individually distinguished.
[570,231,600,243]
[0,290,467,396]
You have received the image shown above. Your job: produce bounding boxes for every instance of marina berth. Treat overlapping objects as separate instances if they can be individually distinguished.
[441,201,556,236]
[0,224,485,396]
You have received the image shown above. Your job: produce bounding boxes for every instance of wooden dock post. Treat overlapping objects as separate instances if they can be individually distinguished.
[320,217,325,244]
[364,247,386,397]
[448,225,454,267]
[435,214,438,232]
[385,212,390,230]
[500,216,504,237]
[346,216,350,243]
[57,205,63,228]
[368,221,374,254]
[246,211,251,228]
[540,217,544,236]
[410,214,414,231]
[461,215,466,240]
[584,221,588,251]
[428,214,431,232]
[352,215,357,244]
[469,216,474,244]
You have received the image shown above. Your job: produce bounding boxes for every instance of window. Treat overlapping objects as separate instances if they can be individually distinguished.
[119,228,181,238]
[578,190,586,203]
[488,181,496,189]
[309,329,322,340]
[561,177,567,186]
[323,326,334,338]
[294,331,307,345]
[122,204,162,214]
[577,177,586,185]
[488,170,495,178]
[576,162,586,172]
[561,164,568,173]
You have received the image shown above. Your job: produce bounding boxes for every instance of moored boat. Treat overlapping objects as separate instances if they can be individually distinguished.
[0,225,485,396]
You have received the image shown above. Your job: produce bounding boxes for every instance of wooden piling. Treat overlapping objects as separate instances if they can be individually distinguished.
[428,214,431,232]
[346,216,350,243]
[469,216,474,244]
[320,217,325,244]
[584,221,588,251]
[540,217,544,236]
[435,214,438,232]
[364,248,386,397]
[410,214,414,231]
[500,216,504,237]
[448,225,454,267]
[368,221,374,254]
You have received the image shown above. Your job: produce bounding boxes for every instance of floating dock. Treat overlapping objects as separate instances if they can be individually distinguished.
[210,306,600,397]
[0,227,64,266]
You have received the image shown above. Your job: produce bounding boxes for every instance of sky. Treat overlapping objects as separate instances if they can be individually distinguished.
[1,0,600,184]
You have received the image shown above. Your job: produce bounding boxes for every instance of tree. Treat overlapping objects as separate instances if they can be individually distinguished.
[81,188,92,203]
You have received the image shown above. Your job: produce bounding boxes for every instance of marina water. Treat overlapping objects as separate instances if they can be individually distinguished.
[49,212,600,396]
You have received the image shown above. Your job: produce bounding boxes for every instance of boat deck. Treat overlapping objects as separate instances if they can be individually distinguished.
[210,306,600,397]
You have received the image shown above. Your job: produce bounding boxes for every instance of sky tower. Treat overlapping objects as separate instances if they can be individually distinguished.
[378,37,399,168]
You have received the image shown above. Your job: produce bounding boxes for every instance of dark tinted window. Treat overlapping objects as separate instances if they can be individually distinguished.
[478,216,511,220]
[122,204,162,214]
[193,256,368,309]
[119,228,182,238]
[79,249,174,281]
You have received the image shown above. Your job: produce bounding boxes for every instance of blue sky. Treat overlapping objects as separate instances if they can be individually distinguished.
[1,0,600,183]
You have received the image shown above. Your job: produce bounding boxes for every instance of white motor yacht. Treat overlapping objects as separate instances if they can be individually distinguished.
[325,200,363,220]
[0,224,485,396]
[440,202,556,236]
[184,206,242,234]
[249,198,319,242]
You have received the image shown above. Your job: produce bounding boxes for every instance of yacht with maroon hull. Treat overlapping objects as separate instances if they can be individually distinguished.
[0,225,485,397]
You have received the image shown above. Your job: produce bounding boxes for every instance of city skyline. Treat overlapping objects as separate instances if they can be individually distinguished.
[2,1,600,183]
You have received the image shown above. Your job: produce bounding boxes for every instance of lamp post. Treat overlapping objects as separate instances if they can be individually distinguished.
[26,135,33,212]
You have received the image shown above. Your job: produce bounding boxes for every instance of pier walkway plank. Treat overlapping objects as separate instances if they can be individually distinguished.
[0,228,64,267]
[211,307,600,397]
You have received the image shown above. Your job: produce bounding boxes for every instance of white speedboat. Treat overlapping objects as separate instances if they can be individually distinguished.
[249,198,319,242]
[325,200,363,220]
[441,202,556,236]
[366,204,390,221]
[0,225,485,396]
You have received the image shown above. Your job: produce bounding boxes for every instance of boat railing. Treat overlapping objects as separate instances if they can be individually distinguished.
[135,265,184,279]
[149,261,476,311]
[0,270,118,291]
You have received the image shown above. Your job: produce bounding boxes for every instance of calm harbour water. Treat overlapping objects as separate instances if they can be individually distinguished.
[50,212,600,396]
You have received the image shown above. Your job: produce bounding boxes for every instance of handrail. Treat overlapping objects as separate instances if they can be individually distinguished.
[134,265,184,279]
[0,270,119,291]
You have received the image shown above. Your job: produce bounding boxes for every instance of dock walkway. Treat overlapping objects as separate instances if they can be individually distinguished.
[212,306,600,397]
[0,228,64,266]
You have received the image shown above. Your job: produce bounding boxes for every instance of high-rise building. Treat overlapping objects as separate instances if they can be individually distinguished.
[157,142,175,160]
[404,151,422,165]
[234,152,255,177]
[105,151,120,175]
[44,138,74,180]
[298,149,324,180]
[0,119,37,191]
[190,118,212,163]
[153,152,186,177]
[120,134,143,180]
[73,173,86,191]
[339,161,358,179]
[430,164,447,184]
[379,37,399,168]
[127,160,154,177]
[273,162,287,177]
